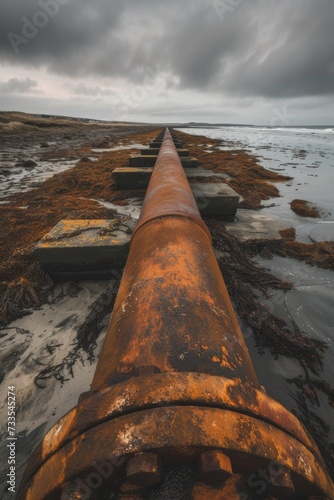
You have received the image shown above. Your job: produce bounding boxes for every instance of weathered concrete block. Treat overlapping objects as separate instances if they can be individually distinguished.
[150,141,183,149]
[34,220,130,277]
[181,157,199,167]
[129,155,158,168]
[187,168,230,181]
[177,149,189,157]
[112,167,230,190]
[129,155,198,168]
[141,148,160,156]
[191,183,239,220]
[112,167,153,188]
[141,148,189,157]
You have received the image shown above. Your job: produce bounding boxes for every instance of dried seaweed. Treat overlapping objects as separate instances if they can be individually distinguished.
[289,374,334,410]
[242,233,334,271]
[34,278,120,387]
[205,218,326,375]
[0,258,54,327]
[290,199,321,218]
[287,376,334,478]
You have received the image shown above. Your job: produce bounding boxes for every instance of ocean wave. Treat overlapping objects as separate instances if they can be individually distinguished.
[270,127,334,134]
[218,126,334,135]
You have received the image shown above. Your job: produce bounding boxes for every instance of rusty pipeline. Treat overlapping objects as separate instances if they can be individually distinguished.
[20,129,334,499]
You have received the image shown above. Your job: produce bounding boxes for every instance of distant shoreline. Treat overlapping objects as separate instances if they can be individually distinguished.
[1,110,333,130]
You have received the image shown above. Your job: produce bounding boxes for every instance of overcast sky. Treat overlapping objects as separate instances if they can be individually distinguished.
[0,0,333,124]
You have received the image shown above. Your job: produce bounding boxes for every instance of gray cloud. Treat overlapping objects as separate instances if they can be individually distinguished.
[0,0,333,122]
[70,83,115,97]
[222,0,334,98]
[1,2,122,77]
[1,0,333,98]
[0,77,39,93]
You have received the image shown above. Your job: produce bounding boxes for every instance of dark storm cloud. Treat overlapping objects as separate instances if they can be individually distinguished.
[0,77,39,93]
[0,0,125,74]
[222,0,334,98]
[0,0,333,98]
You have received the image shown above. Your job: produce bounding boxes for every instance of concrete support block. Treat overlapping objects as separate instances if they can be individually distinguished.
[112,167,153,189]
[181,157,199,167]
[186,168,230,181]
[176,148,189,157]
[191,183,240,220]
[129,155,158,168]
[141,148,189,157]
[151,137,182,145]
[141,148,160,156]
[112,167,229,190]
[34,220,131,278]
[129,155,198,168]
[150,141,182,149]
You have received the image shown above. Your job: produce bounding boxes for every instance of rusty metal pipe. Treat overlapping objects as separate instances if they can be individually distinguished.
[91,128,258,391]
[20,129,334,499]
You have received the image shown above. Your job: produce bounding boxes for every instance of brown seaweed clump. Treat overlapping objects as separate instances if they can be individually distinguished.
[243,229,334,271]
[0,258,53,326]
[238,193,263,209]
[279,228,296,240]
[291,199,321,218]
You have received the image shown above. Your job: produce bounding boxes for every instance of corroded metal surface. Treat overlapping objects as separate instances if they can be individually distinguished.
[21,408,334,499]
[91,217,258,391]
[132,130,208,237]
[19,130,334,499]
[91,129,258,391]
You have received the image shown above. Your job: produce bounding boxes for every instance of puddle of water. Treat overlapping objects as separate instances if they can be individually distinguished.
[94,198,143,220]
[91,143,146,153]
[0,160,78,204]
